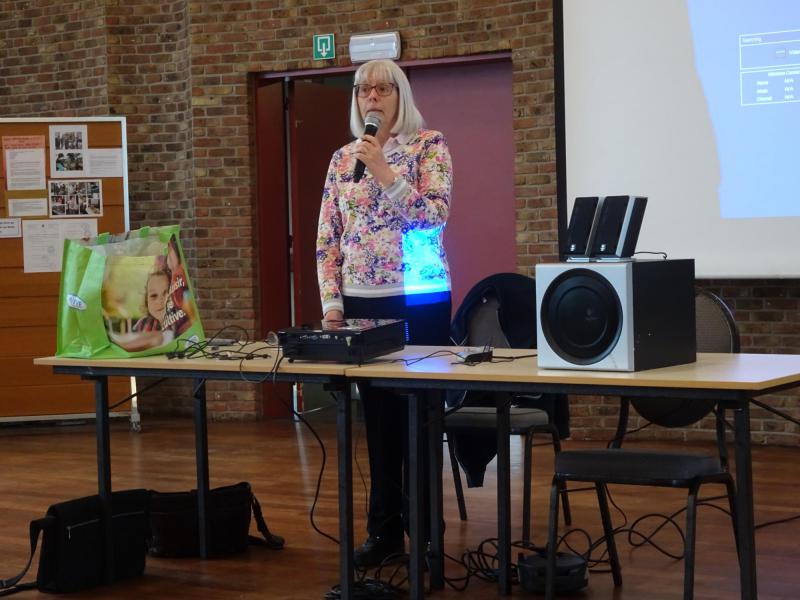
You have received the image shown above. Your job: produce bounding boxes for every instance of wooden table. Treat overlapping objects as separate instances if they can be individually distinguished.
[348,348,800,600]
[36,348,800,600]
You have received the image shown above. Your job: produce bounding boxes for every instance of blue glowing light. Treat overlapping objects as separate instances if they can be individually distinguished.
[401,225,450,296]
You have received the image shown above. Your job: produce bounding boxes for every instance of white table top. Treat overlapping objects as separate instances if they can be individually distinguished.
[34,344,350,377]
[35,346,800,392]
[347,347,800,392]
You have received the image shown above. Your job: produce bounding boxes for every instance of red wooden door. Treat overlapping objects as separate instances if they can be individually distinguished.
[289,80,352,326]
[255,80,292,417]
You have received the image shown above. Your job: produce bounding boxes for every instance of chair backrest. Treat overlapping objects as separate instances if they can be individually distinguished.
[630,288,739,428]
[466,294,511,349]
[450,272,537,348]
[695,288,740,353]
[450,272,570,438]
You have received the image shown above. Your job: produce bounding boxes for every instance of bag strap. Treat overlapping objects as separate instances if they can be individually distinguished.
[0,516,54,596]
[247,495,284,550]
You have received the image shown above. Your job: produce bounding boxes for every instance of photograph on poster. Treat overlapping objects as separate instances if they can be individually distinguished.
[49,124,89,178]
[48,179,102,218]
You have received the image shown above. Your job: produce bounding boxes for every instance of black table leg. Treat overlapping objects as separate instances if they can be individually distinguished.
[408,392,425,600]
[427,391,445,589]
[734,398,757,600]
[193,378,211,559]
[496,394,511,595]
[93,375,114,584]
[336,382,354,600]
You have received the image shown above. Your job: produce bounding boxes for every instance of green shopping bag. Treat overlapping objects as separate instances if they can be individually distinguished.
[56,225,205,358]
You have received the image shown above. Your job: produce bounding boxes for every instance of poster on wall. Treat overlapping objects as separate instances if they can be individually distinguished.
[48,179,103,217]
[49,124,89,178]
[0,218,22,238]
[87,148,123,177]
[8,197,48,217]
[2,135,46,190]
[22,218,98,273]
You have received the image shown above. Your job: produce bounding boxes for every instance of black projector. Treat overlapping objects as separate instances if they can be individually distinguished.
[277,318,406,364]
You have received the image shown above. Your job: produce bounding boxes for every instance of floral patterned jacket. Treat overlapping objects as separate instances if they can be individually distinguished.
[316,128,453,316]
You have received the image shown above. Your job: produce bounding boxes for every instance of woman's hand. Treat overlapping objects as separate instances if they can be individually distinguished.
[324,309,344,322]
[355,135,396,186]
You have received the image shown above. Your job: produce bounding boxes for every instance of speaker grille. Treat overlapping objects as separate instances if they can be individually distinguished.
[540,269,623,364]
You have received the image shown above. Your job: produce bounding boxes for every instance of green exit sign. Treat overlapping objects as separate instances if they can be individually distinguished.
[313,34,335,60]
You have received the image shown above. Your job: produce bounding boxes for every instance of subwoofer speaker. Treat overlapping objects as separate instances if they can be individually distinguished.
[535,259,696,371]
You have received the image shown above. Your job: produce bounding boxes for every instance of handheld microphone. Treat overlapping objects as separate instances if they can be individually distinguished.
[353,112,381,183]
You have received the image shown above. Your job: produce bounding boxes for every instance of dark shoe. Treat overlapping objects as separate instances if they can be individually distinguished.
[353,535,404,568]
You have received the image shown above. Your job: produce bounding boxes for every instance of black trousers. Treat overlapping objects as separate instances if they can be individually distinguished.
[343,292,451,543]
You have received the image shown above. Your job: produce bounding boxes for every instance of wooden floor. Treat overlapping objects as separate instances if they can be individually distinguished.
[1,416,799,599]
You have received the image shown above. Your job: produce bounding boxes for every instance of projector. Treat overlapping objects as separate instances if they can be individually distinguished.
[277,318,405,364]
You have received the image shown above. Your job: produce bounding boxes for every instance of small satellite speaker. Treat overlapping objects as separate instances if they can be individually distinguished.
[564,196,599,257]
[617,196,647,257]
[590,195,648,258]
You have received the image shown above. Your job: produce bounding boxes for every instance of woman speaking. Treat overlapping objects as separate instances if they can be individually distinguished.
[316,59,453,567]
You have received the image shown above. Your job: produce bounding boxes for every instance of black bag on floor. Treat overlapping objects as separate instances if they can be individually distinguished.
[0,489,149,596]
[148,481,284,558]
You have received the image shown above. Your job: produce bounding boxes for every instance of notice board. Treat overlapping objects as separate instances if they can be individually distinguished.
[0,117,130,420]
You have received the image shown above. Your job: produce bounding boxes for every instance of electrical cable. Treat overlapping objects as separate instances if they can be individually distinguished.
[483,353,537,363]
[755,513,800,529]
[390,349,462,366]
[106,323,800,591]
[108,376,167,410]
[385,349,539,368]
[323,577,403,599]
[276,393,339,546]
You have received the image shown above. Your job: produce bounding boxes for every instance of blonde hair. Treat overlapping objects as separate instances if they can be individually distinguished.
[349,59,425,138]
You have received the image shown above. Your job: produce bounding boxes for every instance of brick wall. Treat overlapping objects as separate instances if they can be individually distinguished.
[104,0,203,416]
[2,1,798,442]
[0,0,109,115]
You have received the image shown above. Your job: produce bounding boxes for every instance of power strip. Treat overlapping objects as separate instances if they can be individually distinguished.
[456,346,493,364]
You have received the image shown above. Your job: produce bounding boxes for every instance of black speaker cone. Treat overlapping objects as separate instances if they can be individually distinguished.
[540,269,623,364]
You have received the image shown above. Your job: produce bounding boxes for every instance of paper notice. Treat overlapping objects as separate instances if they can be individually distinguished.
[22,220,61,273]
[87,148,123,177]
[4,147,46,190]
[0,218,22,238]
[22,218,98,273]
[8,197,48,217]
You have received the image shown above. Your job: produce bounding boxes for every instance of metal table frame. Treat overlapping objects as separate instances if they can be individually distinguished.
[40,351,800,600]
[45,363,356,596]
[358,374,800,600]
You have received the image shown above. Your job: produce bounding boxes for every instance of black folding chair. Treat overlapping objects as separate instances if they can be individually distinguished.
[447,273,571,541]
[545,288,740,600]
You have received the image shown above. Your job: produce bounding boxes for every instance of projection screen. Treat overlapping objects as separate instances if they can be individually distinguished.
[555,0,800,277]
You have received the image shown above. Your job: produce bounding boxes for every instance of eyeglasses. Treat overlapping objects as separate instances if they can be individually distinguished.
[353,82,396,98]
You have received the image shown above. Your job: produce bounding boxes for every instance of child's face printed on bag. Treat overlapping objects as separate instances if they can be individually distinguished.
[146,272,170,322]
